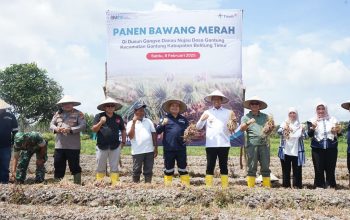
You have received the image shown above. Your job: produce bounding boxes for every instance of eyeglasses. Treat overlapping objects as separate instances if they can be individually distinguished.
[250,102,259,105]
[105,105,115,108]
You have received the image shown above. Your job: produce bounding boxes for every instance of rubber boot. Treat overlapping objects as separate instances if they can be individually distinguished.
[73,173,81,185]
[164,175,173,186]
[262,177,271,188]
[96,173,105,181]
[221,175,229,189]
[247,176,256,188]
[110,172,119,186]
[205,175,213,187]
[180,174,190,187]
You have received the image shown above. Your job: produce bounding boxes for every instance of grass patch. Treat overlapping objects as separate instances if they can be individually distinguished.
[47,137,349,158]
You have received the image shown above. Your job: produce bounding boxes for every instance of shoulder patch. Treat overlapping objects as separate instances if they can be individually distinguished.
[79,112,85,119]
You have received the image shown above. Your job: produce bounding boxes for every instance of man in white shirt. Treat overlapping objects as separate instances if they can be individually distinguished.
[126,102,158,183]
[196,90,234,188]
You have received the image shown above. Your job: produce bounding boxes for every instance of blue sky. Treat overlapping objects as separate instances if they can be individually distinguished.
[0,0,349,123]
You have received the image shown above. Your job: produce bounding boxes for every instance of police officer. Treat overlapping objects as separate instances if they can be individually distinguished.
[50,95,86,184]
[92,97,126,185]
[11,132,47,183]
[0,99,18,184]
[156,99,190,186]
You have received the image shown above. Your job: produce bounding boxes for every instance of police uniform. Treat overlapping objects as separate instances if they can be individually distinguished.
[50,95,86,184]
[14,132,47,183]
[156,113,189,176]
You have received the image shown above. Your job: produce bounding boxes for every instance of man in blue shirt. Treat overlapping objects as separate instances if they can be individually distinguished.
[0,99,18,184]
[156,99,189,186]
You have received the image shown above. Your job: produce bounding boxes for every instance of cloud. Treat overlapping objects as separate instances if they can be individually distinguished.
[152,1,181,11]
[242,30,350,122]
[287,48,350,85]
[331,37,350,53]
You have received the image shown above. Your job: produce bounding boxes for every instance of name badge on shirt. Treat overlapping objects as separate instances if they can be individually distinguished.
[178,119,186,124]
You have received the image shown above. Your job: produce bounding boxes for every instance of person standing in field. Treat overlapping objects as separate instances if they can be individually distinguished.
[277,107,305,188]
[156,99,190,186]
[126,102,158,183]
[240,96,272,188]
[50,95,86,184]
[307,102,341,189]
[92,97,126,185]
[341,100,350,188]
[196,90,235,188]
[0,99,18,184]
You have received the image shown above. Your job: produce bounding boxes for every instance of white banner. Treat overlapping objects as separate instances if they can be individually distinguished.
[106,10,244,146]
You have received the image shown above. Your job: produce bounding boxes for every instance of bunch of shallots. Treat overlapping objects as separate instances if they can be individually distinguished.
[183,122,197,144]
[227,111,238,132]
[282,122,292,140]
[262,115,275,137]
[332,123,342,135]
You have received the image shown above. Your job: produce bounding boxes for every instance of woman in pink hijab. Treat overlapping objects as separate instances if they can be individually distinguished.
[307,102,341,189]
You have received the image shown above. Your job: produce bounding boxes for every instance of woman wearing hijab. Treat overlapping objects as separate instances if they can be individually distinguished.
[307,102,341,188]
[277,107,305,188]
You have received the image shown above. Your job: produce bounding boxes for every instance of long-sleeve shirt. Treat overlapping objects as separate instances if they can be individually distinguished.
[0,111,18,148]
[50,109,86,150]
[156,113,189,151]
[196,107,231,147]
[307,116,338,149]
[277,124,306,166]
[347,121,350,153]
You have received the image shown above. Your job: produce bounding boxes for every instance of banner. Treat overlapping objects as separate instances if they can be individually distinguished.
[106,10,244,146]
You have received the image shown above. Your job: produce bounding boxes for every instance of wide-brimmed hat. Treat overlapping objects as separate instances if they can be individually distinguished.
[204,90,229,104]
[97,97,122,111]
[341,101,350,110]
[57,95,81,106]
[162,99,187,114]
[244,96,268,110]
[0,99,10,110]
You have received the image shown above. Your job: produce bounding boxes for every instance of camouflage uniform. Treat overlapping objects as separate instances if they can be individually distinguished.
[14,132,47,183]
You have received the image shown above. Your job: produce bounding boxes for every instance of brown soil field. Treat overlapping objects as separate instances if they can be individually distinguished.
[1,155,349,219]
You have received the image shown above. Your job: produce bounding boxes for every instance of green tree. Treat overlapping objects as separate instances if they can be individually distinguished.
[0,63,63,129]
[84,113,95,136]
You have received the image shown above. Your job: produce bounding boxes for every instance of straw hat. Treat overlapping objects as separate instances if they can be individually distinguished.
[0,99,10,110]
[162,99,187,114]
[341,101,350,110]
[204,90,229,104]
[243,96,268,110]
[97,97,122,111]
[57,95,81,106]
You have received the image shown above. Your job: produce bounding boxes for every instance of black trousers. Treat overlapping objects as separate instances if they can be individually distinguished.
[312,147,338,188]
[280,155,302,188]
[163,150,187,176]
[54,149,82,178]
[347,152,350,174]
[206,147,230,175]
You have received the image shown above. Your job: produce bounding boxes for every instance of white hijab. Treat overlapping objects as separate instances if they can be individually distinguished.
[310,102,330,122]
[281,107,302,136]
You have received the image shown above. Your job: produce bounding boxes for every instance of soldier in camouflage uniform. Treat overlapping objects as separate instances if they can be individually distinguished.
[11,132,47,183]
